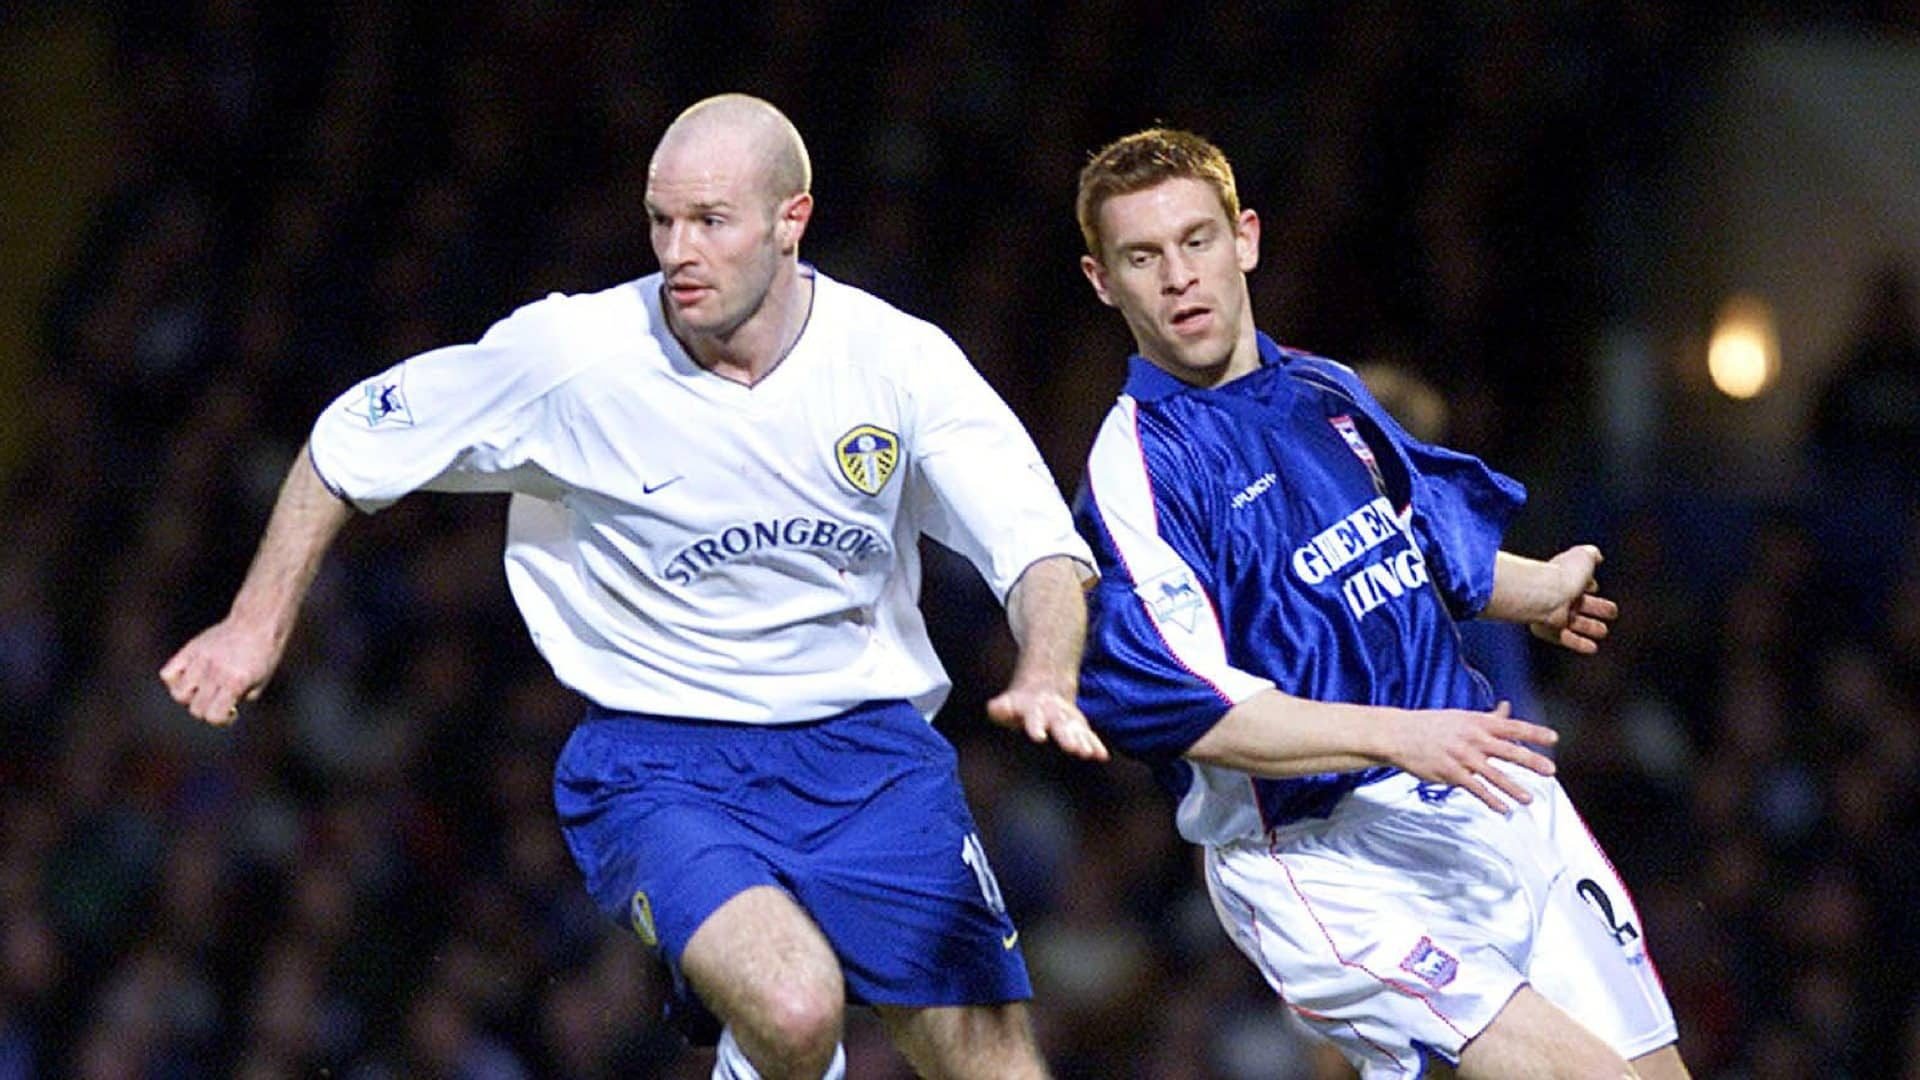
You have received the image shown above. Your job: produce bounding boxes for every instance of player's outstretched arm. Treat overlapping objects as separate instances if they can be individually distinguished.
[986,555,1109,762]
[1483,546,1618,654]
[1188,692,1558,813]
[159,447,353,725]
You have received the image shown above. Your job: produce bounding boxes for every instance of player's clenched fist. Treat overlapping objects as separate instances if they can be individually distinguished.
[158,618,282,726]
[1527,545,1619,655]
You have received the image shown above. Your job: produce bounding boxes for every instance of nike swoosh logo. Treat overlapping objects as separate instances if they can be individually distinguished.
[643,476,683,494]
[1001,930,1019,950]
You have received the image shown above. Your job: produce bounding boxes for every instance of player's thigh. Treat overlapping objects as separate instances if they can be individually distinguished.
[1628,1044,1692,1080]
[680,884,845,1041]
[1204,794,1535,1076]
[1524,781,1679,1060]
[1456,985,1630,1080]
[871,1001,1047,1080]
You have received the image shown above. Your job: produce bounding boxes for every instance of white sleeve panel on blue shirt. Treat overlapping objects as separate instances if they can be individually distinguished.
[308,293,600,512]
[1077,399,1273,762]
[904,329,1093,601]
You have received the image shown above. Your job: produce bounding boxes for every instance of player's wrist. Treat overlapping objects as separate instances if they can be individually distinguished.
[1348,704,1407,767]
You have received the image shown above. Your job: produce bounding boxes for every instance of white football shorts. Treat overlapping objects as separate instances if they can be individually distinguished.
[1204,768,1678,1077]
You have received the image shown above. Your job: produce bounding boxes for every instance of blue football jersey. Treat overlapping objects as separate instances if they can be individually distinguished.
[1075,334,1526,844]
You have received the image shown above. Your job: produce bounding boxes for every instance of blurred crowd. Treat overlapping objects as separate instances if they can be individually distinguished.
[5,1,1920,1077]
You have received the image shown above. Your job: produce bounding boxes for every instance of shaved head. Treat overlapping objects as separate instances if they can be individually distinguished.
[645,94,816,372]
[651,93,811,209]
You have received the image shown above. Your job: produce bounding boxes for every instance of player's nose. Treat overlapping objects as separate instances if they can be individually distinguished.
[655,221,695,267]
[1160,249,1198,292]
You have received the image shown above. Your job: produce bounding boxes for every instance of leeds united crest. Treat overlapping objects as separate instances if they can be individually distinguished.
[836,424,899,496]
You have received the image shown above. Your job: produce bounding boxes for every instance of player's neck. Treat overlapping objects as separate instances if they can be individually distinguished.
[1159,320,1263,390]
[682,268,815,387]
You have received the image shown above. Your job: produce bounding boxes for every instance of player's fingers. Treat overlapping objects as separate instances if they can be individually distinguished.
[1024,711,1052,744]
[1488,739,1556,777]
[190,672,242,725]
[1568,613,1610,638]
[161,651,203,702]
[1489,700,1512,718]
[189,685,225,724]
[1003,695,1052,743]
[1484,765,1534,807]
[1558,628,1600,654]
[1581,595,1619,620]
[1082,727,1110,761]
[1461,774,1512,815]
[1059,717,1109,761]
[984,694,1017,726]
[1493,717,1557,747]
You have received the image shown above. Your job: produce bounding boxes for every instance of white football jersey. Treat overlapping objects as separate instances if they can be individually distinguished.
[308,269,1092,722]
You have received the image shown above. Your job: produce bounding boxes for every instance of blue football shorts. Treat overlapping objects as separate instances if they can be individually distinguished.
[553,698,1031,1012]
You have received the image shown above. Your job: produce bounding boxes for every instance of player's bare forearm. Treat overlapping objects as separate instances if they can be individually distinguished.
[229,448,353,640]
[159,446,354,723]
[1002,555,1089,696]
[1484,547,1617,654]
[1189,690,1559,812]
[987,555,1108,760]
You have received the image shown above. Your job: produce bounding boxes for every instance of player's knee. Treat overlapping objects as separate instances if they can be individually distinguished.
[752,984,842,1061]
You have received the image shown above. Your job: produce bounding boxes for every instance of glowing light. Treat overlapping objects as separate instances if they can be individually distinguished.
[1707,294,1779,400]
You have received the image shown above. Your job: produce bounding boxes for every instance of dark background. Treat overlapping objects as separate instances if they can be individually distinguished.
[3,2,1919,1077]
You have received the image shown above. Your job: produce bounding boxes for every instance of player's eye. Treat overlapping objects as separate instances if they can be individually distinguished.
[703,215,726,228]
[1127,251,1154,269]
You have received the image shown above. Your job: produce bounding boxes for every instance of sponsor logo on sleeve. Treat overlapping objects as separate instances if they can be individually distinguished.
[344,373,416,428]
[1136,566,1205,633]
[835,424,899,496]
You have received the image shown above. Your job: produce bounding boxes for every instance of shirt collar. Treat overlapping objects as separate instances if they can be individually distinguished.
[1121,332,1290,402]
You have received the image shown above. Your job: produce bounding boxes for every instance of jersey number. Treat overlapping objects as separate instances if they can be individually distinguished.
[961,832,1008,916]
[1576,877,1640,948]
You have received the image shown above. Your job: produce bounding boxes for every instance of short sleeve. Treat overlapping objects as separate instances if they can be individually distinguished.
[1401,438,1526,618]
[902,328,1093,599]
[1300,357,1525,620]
[308,294,595,511]
[1074,402,1274,763]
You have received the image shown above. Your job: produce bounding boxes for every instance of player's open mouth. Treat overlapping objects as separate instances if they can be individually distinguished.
[1170,305,1211,334]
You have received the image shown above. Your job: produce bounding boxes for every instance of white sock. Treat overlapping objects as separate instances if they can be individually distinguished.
[713,1026,762,1080]
[711,1026,846,1080]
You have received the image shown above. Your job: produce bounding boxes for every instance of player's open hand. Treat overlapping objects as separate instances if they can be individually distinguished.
[1387,701,1557,814]
[986,685,1110,762]
[1528,544,1618,655]
[158,618,282,726]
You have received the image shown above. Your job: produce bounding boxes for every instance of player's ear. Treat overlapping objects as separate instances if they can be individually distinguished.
[1081,253,1117,308]
[777,192,813,254]
[1235,208,1260,273]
